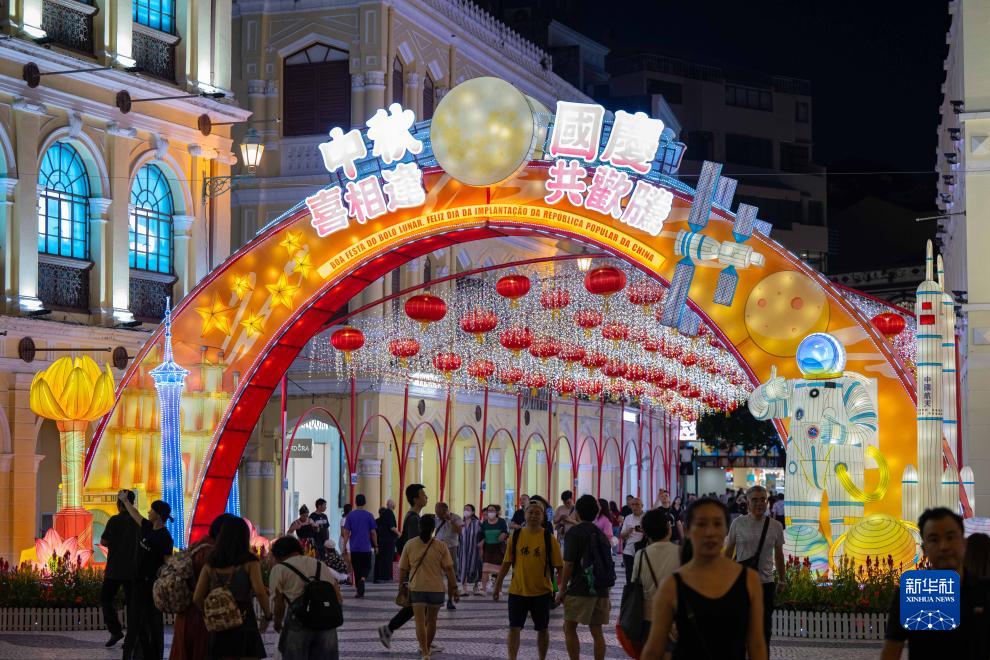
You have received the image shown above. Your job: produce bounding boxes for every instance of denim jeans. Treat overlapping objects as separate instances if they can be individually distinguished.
[279,614,340,660]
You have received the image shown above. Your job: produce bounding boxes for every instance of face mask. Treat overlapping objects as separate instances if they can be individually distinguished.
[463,510,472,518]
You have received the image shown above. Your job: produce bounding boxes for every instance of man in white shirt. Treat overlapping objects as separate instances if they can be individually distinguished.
[269,535,343,659]
[725,485,785,649]
[618,497,644,583]
[435,502,463,610]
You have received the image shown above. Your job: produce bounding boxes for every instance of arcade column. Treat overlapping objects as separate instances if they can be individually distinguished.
[350,74,366,129]
[358,458,382,513]
[87,197,114,323]
[364,71,386,118]
[10,103,43,313]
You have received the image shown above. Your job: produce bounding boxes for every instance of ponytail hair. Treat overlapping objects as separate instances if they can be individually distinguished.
[419,514,436,543]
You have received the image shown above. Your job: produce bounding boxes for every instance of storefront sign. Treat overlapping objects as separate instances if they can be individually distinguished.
[288,438,312,459]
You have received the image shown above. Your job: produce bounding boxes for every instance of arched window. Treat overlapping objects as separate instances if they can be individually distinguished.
[38,143,90,260]
[129,164,174,274]
[283,44,350,136]
[133,0,176,34]
[392,57,404,105]
[423,75,435,119]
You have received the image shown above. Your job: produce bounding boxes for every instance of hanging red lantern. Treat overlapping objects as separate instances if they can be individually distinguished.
[467,359,496,382]
[432,351,462,379]
[496,275,531,307]
[499,325,534,356]
[459,308,498,344]
[498,366,524,386]
[626,364,647,382]
[631,382,647,398]
[523,370,547,394]
[573,308,604,338]
[660,340,683,360]
[602,359,628,379]
[529,337,561,361]
[330,326,365,363]
[628,327,648,344]
[601,322,630,345]
[646,366,665,386]
[554,376,576,398]
[708,335,722,349]
[558,344,587,367]
[388,337,420,368]
[578,378,603,399]
[626,280,664,311]
[405,293,447,330]
[642,338,661,353]
[605,379,627,398]
[871,312,906,338]
[680,352,698,367]
[539,288,571,318]
[581,350,608,373]
[584,266,627,298]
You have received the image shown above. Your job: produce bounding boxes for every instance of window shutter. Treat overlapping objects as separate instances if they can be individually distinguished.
[284,60,351,136]
[284,65,319,136]
[316,60,351,132]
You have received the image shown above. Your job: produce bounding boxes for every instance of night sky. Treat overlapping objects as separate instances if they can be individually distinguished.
[556,1,952,271]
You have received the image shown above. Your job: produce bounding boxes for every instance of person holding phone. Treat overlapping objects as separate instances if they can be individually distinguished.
[618,498,644,583]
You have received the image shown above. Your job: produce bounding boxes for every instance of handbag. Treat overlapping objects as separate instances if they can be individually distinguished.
[395,539,433,608]
[736,517,770,570]
[619,549,658,643]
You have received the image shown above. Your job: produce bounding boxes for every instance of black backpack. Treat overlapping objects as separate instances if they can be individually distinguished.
[282,561,343,630]
[579,524,616,596]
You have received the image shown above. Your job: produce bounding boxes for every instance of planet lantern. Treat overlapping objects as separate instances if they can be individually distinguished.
[626,279,664,312]
[496,274,531,307]
[432,352,463,380]
[467,359,496,382]
[405,293,447,331]
[330,326,365,363]
[581,350,608,373]
[529,337,561,362]
[540,288,571,318]
[574,309,604,338]
[871,312,907,339]
[499,325,534,356]
[498,366,524,386]
[783,525,830,574]
[388,338,421,368]
[459,308,499,344]
[829,514,921,572]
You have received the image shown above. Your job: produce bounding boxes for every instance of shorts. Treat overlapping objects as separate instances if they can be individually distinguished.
[482,562,502,573]
[410,591,445,606]
[507,593,552,631]
[562,595,610,625]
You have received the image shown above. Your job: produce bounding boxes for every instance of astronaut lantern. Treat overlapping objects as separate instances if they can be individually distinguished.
[795,333,846,379]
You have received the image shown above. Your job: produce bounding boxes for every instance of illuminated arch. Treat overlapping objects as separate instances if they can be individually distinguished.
[84,161,916,543]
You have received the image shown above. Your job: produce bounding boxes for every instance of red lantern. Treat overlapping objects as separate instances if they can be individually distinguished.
[405,293,447,330]
[872,312,906,338]
[573,308,603,338]
[496,275,531,307]
[499,325,534,356]
[388,337,420,368]
[467,359,496,382]
[626,364,647,382]
[459,308,498,344]
[646,366,665,386]
[498,367,524,386]
[331,326,365,363]
[602,359,628,379]
[554,377,576,398]
[581,350,608,373]
[631,382,647,398]
[628,327,648,344]
[605,379,627,398]
[578,378,603,399]
[432,352,462,380]
[539,288,571,317]
[601,322,630,344]
[660,340,683,360]
[529,337,561,361]
[642,338,660,353]
[627,280,664,311]
[558,344,587,367]
[680,352,698,367]
[584,266,627,298]
[523,370,547,394]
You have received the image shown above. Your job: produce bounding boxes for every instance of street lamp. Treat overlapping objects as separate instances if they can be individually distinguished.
[203,127,266,200]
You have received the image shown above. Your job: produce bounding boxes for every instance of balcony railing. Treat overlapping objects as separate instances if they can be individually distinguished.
[132,23,179,83]
[41,0,97,55]
[38,254,91,311]
[129,270,175,322]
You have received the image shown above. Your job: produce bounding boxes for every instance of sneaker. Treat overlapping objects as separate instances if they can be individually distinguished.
[431,642,445,653]
[378,624,393,649]
[472,584,481,595]
[446,601,456,610]
[105,633,124,648]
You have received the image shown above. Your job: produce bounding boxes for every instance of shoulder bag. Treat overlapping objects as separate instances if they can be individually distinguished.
[395,539,433,608]
[736,517,770,570]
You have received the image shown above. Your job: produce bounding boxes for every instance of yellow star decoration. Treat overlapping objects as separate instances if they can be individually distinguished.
[292,252,315,279]
[231,273,254,299]
[195,292,235,336]
[279,230,304,256]
[240,310,266,338]
[266,272,300,310]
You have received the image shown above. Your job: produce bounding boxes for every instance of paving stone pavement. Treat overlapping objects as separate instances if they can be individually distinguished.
[0,568,884,659]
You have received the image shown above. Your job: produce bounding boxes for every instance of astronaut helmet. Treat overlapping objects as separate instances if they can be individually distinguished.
[795,332,846,379]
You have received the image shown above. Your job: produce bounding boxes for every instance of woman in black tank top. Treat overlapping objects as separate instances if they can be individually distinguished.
[641,497,767,660]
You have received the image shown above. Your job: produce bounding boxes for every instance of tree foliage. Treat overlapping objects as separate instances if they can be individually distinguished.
[696,407,781,455]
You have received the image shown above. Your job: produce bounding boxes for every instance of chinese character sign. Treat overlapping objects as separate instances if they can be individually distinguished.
[899,570,960,631]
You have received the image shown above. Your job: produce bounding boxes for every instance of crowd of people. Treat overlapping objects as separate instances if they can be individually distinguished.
[95,482,990,660]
